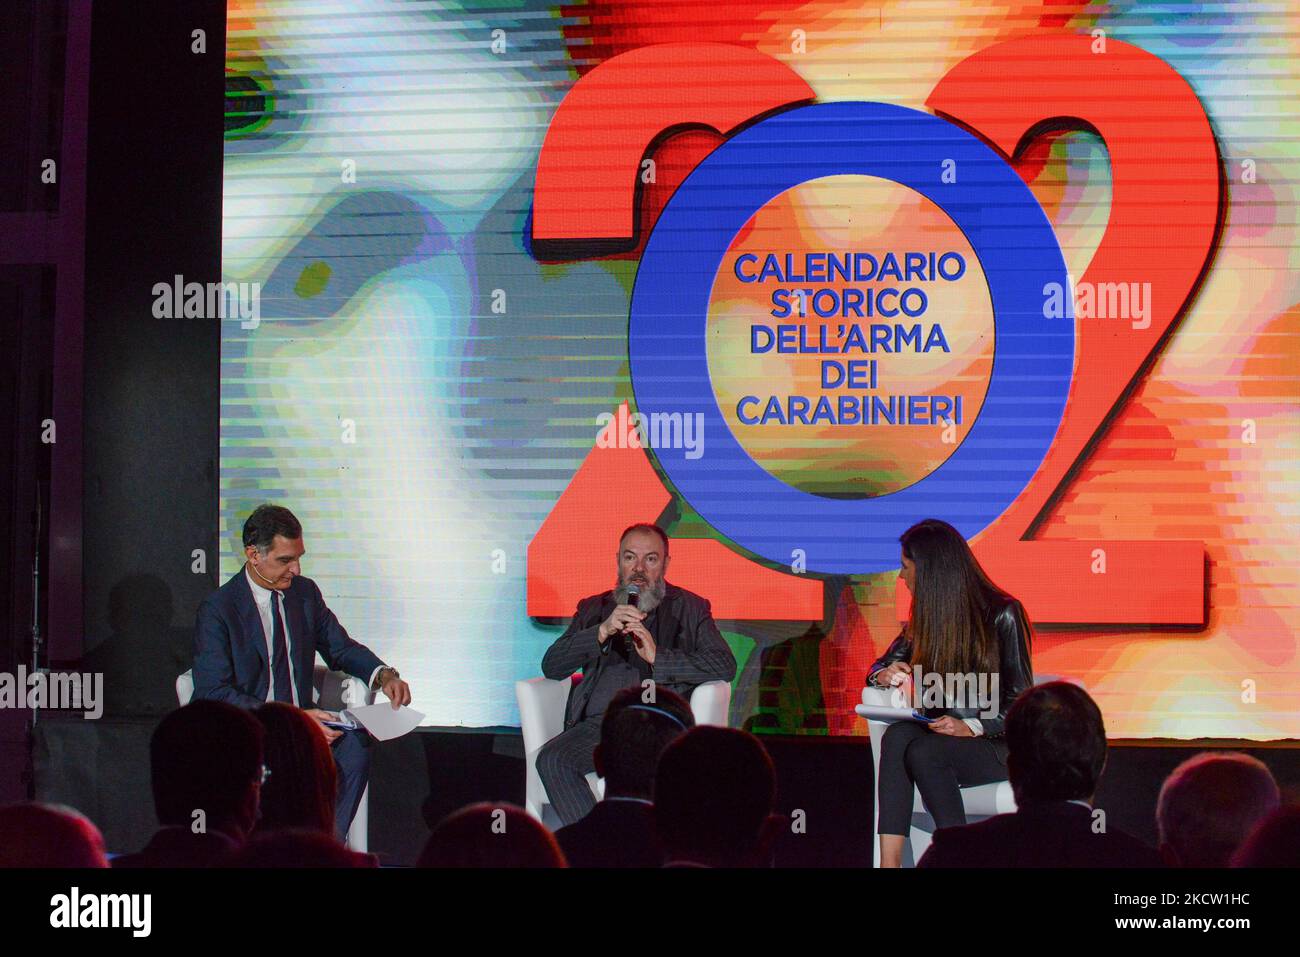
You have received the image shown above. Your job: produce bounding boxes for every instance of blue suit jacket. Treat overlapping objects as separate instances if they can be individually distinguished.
[192,569,385,709]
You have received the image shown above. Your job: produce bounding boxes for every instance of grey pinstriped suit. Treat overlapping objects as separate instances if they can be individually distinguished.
[538,583,736,825]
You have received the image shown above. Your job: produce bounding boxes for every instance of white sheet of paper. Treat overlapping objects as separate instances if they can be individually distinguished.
[854,704,931,724]
[343,703,424,741]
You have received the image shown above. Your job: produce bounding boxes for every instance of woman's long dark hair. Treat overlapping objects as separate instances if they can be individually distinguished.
[254,702,337,836]
[900,519,1030,679]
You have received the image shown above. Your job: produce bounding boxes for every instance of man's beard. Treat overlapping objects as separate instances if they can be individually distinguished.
[614,575,666,614]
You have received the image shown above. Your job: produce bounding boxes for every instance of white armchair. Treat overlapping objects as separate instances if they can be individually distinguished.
[175,666,374,852]
[859,674,1077,867]
[516,676,730,829]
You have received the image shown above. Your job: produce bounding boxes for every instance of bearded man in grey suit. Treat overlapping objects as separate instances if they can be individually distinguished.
[538,523,736,826]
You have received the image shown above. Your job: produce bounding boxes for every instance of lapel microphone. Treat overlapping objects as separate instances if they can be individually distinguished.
[249,562,280,590]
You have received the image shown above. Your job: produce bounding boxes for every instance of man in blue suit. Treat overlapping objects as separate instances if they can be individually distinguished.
[193,504,412,840]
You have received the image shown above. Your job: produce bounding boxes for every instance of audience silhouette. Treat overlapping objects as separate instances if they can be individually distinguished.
[1157,751,1280,867]
[0,802,109,868]
[919,682,1161,867]
[654,726,780,867]
[554,686,693,868]
[114,700,264,868]
[254,702,338,836]
[418,803,566,868]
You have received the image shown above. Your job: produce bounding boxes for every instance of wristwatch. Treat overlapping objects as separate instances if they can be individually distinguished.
[373,666,400,690]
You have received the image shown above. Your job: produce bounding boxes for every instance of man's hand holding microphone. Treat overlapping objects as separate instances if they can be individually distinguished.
[598,587,657,664]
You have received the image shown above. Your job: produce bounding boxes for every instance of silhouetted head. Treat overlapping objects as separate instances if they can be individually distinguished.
[654,726,778,867]
[223,828,376,868]
[254,702,337,835]
[1230,805,1300,868]
[151,700,264,839]
[0,802,108,868]
[1006,682,1107,805]
[594,686,694,800]
[1157,752,1280,867]
[418,803,565,868]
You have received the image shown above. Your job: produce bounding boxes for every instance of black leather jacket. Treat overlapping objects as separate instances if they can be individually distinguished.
[866,597,1033,739]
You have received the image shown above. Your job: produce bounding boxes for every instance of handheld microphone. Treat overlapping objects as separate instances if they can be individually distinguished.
[621,583,641,649]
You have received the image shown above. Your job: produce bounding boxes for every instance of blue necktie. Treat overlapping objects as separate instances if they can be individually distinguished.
[269,591,294,703]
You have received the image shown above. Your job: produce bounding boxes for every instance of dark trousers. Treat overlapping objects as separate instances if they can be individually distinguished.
[536,717,603,826]
[331,729,372,841]
[877,720,1008,836]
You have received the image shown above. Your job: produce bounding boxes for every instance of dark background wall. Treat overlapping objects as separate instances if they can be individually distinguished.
[0,0,76,802]
[78,0,225,713]
[0,0,225,807]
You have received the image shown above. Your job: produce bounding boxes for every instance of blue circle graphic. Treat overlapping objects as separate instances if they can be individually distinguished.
[629,101,1073,574]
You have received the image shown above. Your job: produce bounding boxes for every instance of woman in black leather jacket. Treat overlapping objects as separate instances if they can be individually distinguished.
[868,519,1033,867]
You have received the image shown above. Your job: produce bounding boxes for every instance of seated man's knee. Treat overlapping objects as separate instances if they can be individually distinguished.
[536,737,565,778]
[333,730,371,773]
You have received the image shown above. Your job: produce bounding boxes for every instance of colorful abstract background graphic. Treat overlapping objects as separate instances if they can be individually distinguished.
[222,0,1299,738]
